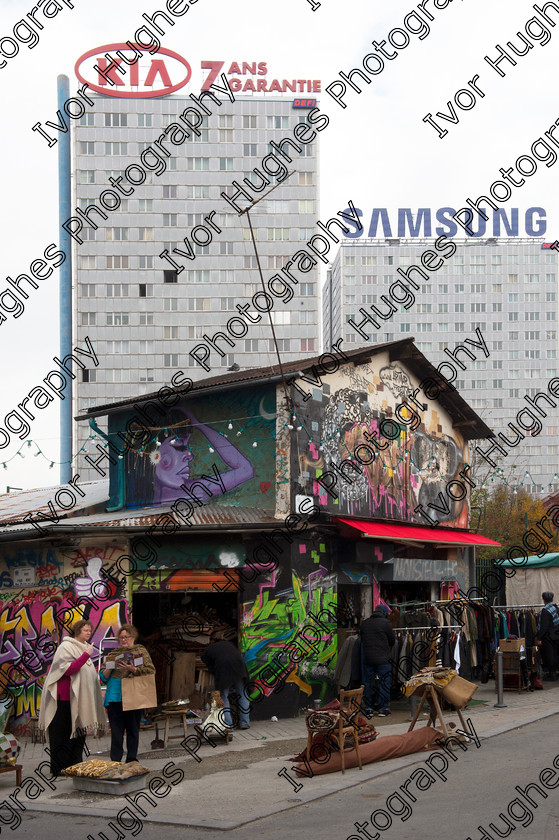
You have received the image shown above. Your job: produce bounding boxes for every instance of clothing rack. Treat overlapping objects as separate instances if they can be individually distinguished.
[491,604,544,609]
[395,625,462,631]
[386,597,486,607]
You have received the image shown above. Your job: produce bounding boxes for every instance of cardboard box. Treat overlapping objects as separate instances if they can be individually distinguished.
[499,638,525,652]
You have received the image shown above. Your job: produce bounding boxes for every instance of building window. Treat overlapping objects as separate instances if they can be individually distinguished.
[164,354,179,367]
[243,116,257,128]
[268,339,290,351]
[164,326,179,339]
[244,339,259,352]
[186,185,210,198]
[163,270,178,283]
[300,338,316,352]
[106,312,129,326]
[164,298,179,310]
[219,158,234,171]
[187,298,210,311]
[106,228,128,241]
[139,370,155,382]
[525,274,539,283]
[79,141,95,155]
[106,370,131,383]
[267,228,290,241]
[138,199,153,212]
[163,214,177,227]
[163,186,177,199]
[139,284,154,297]
[106,284,129,297]
[78,256,96,269]
[79,114,94,126]
[299,200,314,213]
[80,284,96,297]
[137,114,153,127]
[82,370,96,383]
[139,341,154,353]
[300,283,314,296]
[105,142,127,155]
[243,144,257,156]
[81,312,96,326]
[140,313,154,325]
[106,256,129,269]
[186,157,210,170]
[139,228,154,241]
[267,116,288,129]
[139,256,153,269]
[546,273,556,282]
[299,172,313,185]
[471,303,486,312]
[106,340,130,354]
[492,302,503,312]
[105,113,127,126]
[78,170,95,184]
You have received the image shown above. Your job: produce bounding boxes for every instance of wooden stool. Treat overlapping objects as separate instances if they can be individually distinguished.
[0,765,22,786]
[30,717,45,745]
[162,711,189,749]
[408,684,468,745]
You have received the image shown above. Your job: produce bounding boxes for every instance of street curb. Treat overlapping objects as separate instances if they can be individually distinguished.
[20,708,559,829]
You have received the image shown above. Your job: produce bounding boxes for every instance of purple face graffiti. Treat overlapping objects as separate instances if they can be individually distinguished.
[153,435,194,501]
[153,407,254,505]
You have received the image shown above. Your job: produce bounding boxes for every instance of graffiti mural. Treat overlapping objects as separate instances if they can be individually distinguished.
[293,356,470,528]
[240,543,337,705]
[114,387,277,509]
[0,545,129,735]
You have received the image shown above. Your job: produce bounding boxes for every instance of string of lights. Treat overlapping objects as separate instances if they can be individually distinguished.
[3,421,559,492]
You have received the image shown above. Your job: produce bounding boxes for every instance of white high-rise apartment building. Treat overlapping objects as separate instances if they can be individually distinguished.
[324,238,559,495]
[74,94,319,478]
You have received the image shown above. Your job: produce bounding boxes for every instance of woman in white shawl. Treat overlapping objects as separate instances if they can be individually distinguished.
[38,620,105,775]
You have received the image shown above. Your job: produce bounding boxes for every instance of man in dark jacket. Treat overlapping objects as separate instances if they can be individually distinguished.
[538,591,559,681]
[201,632,251,729]
[360,605,395,716]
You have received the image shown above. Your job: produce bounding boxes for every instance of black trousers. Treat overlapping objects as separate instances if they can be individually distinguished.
[106,702,142,762]
[48,699,86,775]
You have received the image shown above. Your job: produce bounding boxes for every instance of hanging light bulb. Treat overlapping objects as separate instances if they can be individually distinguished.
[2,464,6,470]
[228,422,233,430]
[236,430,242,437]
[49,462,54,469]
[287,422,294,430]
[27,440,32,447]
[34,450,41,457]
[319,442,324,451]
[252,441,258,448]
[209,446,215,453]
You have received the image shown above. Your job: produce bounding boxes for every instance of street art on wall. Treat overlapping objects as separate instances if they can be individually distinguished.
[115,388,277,509]
[0,545,129,735]
[293,356,470,528]
[240,544,337,704]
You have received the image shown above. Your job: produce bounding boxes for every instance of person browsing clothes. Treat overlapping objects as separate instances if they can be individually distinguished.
[360,605,395,717]
[538,591,559,681]
[38,619,105,775]
[100,624,155,762]
[201,631,251,730]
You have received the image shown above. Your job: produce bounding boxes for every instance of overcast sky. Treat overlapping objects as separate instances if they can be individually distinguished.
[0,0,557,490]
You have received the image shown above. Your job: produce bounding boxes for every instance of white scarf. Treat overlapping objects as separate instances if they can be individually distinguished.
[38,637,106,737]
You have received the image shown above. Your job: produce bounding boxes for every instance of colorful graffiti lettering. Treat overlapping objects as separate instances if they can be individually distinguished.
[0,545,129,735]
[241,551,338,704]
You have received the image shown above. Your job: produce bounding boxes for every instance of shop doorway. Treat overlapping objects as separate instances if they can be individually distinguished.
[132,590,238,707]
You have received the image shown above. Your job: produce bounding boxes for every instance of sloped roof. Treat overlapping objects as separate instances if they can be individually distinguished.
[0,481,109,528]
[75,339,493,440]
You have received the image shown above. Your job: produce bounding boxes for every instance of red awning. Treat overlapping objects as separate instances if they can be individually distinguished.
[335,518,501,547]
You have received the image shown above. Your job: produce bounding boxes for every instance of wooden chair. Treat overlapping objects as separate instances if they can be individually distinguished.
[332,685,364,774]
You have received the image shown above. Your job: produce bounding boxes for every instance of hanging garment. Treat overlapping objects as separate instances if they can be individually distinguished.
[335,635,358,688]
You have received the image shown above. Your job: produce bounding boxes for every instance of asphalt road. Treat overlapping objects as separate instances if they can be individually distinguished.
[12,713,559,840]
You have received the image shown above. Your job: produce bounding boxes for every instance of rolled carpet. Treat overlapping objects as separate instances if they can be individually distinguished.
[293,726,443,776]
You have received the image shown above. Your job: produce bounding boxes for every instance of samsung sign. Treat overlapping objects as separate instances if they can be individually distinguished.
[342,207,547,239]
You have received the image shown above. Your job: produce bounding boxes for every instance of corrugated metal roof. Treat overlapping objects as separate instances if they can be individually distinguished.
[0,481,109,528]
[0,502,279,540]
[75,340,493,440]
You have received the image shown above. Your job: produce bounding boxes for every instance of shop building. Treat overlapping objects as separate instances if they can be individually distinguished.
[323,237,559,495]
[0,340,498,730]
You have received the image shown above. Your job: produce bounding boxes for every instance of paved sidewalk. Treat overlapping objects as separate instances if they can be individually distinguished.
[10,681,559,830]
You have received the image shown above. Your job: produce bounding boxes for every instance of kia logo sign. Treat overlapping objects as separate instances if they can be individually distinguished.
[75,44,192,98]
